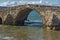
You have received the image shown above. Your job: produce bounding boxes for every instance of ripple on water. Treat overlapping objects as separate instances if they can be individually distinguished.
[0,25,44,40]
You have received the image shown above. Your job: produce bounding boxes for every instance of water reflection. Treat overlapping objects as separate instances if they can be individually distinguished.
[0,25,60,40]
[0,25,43,40]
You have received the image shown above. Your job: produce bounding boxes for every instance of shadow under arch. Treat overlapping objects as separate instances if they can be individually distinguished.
[51,14,60,30]
[4,14,14,25]
[0,17,2,24]
[15,8,43,26]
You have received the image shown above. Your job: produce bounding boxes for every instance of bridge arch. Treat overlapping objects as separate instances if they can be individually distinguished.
[15,8,45,26]
[4,14,14,25]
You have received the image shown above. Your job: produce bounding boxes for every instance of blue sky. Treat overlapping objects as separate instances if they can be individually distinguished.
[0,0,59,2]
[0,0,60,6]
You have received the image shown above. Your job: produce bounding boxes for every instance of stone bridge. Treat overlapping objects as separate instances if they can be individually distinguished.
[0,4,60,27]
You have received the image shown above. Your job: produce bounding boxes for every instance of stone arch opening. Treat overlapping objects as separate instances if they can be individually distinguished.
[4,14,14,25]
[0,17,2,24]
[51,14,60,30]
[24,10,43,26]
[15,8,43,26]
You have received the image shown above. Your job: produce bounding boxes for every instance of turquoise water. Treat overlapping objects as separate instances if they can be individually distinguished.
[27,10,42,20]
[25,10,43,26]
[24,22,43,26]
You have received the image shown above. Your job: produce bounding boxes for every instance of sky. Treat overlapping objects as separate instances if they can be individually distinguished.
[0,0,60,6]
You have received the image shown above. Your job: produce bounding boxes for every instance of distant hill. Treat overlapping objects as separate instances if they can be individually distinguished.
[0,6,7,8]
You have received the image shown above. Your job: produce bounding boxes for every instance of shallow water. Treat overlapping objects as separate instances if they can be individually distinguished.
[0,25,43,40]
[24,22,43,26]
[0,25,60,40]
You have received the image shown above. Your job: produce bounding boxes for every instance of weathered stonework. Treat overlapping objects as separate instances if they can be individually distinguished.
[0,4,60,27]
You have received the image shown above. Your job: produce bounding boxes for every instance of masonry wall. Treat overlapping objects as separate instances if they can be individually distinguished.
[0,4,60,27]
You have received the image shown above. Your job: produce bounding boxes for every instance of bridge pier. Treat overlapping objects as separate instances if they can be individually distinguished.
[41,22,60,30]
[15,20,25,26]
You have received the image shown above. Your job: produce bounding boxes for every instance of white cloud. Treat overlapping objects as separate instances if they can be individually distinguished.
[18,0,43,5]
[0,0,44,7]
[0,1,9,6]
[0,0,53,7]
[0,1,17,7]
[44,1,52,5]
